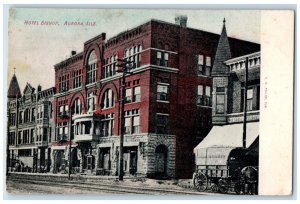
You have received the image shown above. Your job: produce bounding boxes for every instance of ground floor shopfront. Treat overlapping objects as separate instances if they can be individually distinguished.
[9,146,51,173]
[50,134,176,178]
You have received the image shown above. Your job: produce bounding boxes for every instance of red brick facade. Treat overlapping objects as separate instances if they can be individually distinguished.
[51,18,260,179]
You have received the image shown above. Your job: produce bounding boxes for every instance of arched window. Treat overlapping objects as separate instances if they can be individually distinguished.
[87,50,97,84]
[138,44,142,52]
[123,45,142,69]
[72,98,82,115]
[102,89,114,109]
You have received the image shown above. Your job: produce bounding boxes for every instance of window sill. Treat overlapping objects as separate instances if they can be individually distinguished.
[196,105,212,108]
[156,100,170,103]
[197,74,212,78]
[124,101,141,105]
[101,107,115,110]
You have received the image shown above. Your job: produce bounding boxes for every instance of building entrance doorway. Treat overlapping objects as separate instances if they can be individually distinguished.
[54,150,65,173]
[123,147,137,175]
[85,155,95,174]
[99,148,111,175]
[155,145,168,177]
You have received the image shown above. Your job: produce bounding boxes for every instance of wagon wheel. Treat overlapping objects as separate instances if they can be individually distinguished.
[211,183,219,193]
[193,172,208,191]
[218,179,229,194]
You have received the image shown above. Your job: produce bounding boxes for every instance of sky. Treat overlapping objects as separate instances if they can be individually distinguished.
[7,8,261,91]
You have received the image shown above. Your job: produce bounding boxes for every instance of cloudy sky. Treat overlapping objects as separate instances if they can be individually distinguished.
[7,8,261,91]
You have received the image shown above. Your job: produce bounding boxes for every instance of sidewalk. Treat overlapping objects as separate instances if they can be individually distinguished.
[8,172,195,192]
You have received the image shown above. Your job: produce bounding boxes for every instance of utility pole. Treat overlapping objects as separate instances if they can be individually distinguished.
[242,57,249,148]
[68,117,72,180]
[117,59,133,181]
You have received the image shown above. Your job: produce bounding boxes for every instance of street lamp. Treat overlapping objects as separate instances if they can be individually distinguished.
[116,59,133,181]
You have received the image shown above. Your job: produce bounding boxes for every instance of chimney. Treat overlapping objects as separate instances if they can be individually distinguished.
[175,15,188,27]
[71,50,76,56]
[37,85,42,92]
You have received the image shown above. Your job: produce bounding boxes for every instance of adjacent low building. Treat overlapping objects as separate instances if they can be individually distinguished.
[7,74,55,172]
[194,20,260,172]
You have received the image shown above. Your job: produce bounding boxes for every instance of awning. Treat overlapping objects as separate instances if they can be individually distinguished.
[195,147,234,166]
[194,122,259,153]
[194,122,259,166]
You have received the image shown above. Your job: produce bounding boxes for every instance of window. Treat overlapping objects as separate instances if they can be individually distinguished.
[23,130,30,144]
[57,122,68,140]
[102,55,117,79]
[216,87,225,114]
[49,127,52,142]
[133,86,141,102]
[36,127,43,142]
[205,56,211,76]
[102,89,114,109]
[24,109,30,123]
[43,128,48,141]
[31,108,35,121]
[59,104,69,118]
[157,84,169,101]
[87,92,96,112]
[59,74,69,93]
[163,53,169,66]
[125,88,132,103]
[205,86,212,106]
[101,113,114,137]
[44,104,49,118]
[197,85,203,105]
[73,70,82,88]
[241,87,258,111]
[31,129,34,143]
[9,132,15,145]
[197,54,212,76]
[124,117,131,134]
[247,88,253,111]
[9,113,16,126]
[18,149,32,157]
[40,106,43,119]
[123,45,142,70]
[75,121,92,135]
[197,55,204,74]
[157,52,162,65]
[87,50,97,84]
[18,131,22,144]
[19,111,23,124]
[49,104,52,119]
[156,51,169,67]
[197,85,212,106]
[72,98,82,115]
[123,109,140,134]
[37,105,44,119]
[132,115,140,134]
[156,114,169,134]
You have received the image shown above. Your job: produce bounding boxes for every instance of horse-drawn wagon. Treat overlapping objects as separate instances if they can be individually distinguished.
[193,147,258,194]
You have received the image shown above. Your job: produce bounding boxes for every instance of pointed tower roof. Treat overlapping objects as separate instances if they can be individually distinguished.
[7,72,22,99]
[211,18,232,76]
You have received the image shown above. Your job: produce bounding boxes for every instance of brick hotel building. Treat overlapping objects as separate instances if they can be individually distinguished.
[8,16,260,179]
